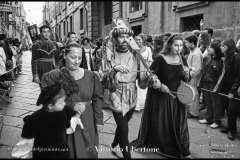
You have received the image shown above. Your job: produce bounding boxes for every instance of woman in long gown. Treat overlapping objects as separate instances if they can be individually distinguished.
[135,33,153,111]
[131,34,192,159]
[41,42,104,158]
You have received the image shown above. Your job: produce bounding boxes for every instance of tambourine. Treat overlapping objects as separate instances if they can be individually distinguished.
[176,83,197,105]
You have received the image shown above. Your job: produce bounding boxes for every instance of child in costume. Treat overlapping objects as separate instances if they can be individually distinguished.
[12,83,75,158]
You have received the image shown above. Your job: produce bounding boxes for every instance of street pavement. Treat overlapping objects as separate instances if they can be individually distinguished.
[0,50,240,159]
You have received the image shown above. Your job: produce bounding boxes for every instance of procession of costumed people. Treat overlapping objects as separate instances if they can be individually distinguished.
[9,19,240,159]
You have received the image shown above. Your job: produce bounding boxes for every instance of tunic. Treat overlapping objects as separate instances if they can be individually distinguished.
[131,55,190,158]
[99,48,150,116]
[21,107,73,158]
[31,40,60,82]
[41,69,104,158]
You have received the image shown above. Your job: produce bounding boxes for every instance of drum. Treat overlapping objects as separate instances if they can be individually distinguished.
[177,83,197,104]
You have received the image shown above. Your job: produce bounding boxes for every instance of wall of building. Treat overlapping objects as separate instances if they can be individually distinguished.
[98,2,112,39]
[0,2,27,41]
[43,1,240,43]
[161,2,240,41]
[45,2,87,40]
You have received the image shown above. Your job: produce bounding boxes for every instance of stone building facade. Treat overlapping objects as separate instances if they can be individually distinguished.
[0,1,27,42]
[43,1,240,42]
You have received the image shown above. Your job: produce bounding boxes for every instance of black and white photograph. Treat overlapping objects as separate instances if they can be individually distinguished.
[0,1,240,159]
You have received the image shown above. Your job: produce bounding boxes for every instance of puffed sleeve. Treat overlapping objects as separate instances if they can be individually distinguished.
[41,69,61,88]
[138,55,163,89]
[150,55,163,74]
[21,115,35,139]
[92,72,104,125]
[99,55,118,92]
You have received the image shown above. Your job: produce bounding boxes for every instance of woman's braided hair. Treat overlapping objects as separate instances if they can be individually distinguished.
[59,67,79,96]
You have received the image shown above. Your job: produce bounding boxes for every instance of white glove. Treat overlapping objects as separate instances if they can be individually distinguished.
[66,116,84,134]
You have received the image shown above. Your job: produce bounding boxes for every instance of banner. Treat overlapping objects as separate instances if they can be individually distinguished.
[27,24,39,43]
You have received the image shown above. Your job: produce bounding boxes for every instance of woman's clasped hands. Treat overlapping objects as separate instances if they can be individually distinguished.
[74,103,86,115]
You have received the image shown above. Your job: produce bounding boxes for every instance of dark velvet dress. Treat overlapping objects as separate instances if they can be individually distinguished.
[41,69,104,158]
[131,55,190,158]
[21,107,73,158]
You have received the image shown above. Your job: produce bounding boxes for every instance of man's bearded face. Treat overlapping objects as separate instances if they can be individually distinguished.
[116,34,130,50]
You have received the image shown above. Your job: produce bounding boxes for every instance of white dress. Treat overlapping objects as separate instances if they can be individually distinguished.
[135,46,153,111]
[84,48,92,71]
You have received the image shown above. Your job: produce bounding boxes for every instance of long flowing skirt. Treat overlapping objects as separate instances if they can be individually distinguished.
[67,104,99,158]
[131,88,190,158]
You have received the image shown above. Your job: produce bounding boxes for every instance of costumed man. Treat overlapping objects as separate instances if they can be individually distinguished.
[31,25,60,89]
[99,22,160,158]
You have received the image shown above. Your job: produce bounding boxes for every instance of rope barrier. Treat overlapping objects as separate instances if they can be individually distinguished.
[0,63,21,76]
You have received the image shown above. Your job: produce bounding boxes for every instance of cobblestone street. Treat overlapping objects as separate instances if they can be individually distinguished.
[0,51,240,158]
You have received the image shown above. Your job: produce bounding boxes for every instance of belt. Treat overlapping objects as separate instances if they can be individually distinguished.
[38,57,55,62]
[38,57,56,67]
[118,81,135,86]
[75,100,92,106]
